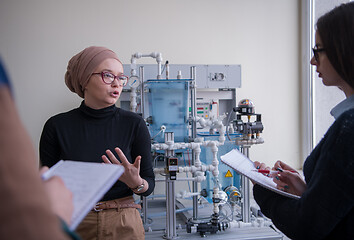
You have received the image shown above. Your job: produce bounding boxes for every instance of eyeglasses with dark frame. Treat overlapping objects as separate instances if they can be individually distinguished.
[312,46,326,62]
[92,71,128,87]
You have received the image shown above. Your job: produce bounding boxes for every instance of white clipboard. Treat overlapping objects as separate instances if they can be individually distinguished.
[220,149,300,199]
[42,160,125,230]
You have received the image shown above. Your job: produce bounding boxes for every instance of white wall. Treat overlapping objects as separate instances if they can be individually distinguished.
[0,0,301,169]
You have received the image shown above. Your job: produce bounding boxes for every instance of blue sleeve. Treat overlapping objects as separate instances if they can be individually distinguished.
[0,58,12,91]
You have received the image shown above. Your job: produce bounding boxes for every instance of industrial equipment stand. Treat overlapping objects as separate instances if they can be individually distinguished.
[240,145,251,223]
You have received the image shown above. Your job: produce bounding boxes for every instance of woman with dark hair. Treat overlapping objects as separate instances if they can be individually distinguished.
[40,46,155,240]
[252,2,354,239]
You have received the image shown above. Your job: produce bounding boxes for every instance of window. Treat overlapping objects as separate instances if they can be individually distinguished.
[301,0,350,162]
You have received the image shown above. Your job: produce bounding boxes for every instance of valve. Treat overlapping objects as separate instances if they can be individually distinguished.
[167,157,178,180]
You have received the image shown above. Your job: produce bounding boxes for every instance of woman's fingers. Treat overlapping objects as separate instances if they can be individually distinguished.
[274,173,290,191]
[273,174,289,190]
[254,161,269,170]
[102,149,121,165]
[254,161,261,169]
[133,156,141,169]
[102,147,137,168]
[100,147,144,190]
[275,184,290,192]
[274,171,306,196]
[102,155,112,164]
[114,147,130,166]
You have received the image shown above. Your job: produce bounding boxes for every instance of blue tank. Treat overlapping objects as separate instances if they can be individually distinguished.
[145,79,190,143]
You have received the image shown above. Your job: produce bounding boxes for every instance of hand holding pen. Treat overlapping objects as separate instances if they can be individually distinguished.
[252,169,279,176]
[273,160,298,175]
[272,160,306,196]
[253,161,280,177]
[253,160,298,176]
[252,167,297,176]
[253,160,306,196]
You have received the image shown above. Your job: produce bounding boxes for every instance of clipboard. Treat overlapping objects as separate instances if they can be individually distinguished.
[220,149,300,199]
[42,160,125,230]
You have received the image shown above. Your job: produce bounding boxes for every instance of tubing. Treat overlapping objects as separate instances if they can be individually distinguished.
[130,87,137,112]
[152,134,226,216]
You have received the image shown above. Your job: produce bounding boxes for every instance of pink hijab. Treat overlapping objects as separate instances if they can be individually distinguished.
[64,46,121,98]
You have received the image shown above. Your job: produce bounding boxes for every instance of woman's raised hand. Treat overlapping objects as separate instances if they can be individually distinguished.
[102,147,143,189]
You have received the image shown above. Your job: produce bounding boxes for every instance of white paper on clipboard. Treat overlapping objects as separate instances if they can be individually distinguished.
[220,149,300,199]
[42,160,125,230]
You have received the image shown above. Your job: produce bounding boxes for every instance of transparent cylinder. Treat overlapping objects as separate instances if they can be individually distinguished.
[145,79,190,143]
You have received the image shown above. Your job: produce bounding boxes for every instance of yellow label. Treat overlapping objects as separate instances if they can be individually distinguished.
[225,170,233,178]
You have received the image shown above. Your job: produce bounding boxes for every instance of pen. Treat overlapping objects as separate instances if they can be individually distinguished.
[276,167,297,173]
[252,169,279,174]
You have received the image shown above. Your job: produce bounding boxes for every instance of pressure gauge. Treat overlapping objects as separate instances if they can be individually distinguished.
[128,75,140,88]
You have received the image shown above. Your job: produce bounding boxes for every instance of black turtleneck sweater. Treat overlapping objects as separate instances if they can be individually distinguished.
[40,101,155,200]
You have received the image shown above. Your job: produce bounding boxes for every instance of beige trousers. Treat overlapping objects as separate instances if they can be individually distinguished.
[76,207,145,240]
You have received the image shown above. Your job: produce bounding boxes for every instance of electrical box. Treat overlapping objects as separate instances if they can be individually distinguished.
[123,64,241,89]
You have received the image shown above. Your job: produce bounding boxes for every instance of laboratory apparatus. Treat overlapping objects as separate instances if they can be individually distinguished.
[118,52,283,239]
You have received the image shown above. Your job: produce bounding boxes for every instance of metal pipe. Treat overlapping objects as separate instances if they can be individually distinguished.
[240,146,251,223]
[139,66,144,116]
[155,177,204,182]
[190,66,197,139]
[142,196,148,225]
[190,66,199,220]
[165,179,176,239]
[164,132,177,239]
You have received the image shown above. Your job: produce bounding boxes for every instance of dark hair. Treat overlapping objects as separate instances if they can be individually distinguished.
[316,2,354,88]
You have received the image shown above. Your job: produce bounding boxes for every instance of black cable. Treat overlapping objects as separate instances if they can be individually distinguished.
[160,60,169,74]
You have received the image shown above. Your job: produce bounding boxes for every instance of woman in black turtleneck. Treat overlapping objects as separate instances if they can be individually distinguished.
[40,46,154,240]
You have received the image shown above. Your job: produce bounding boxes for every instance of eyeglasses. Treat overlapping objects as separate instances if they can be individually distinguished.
[92,71,128,87]
[312,47,326,62]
